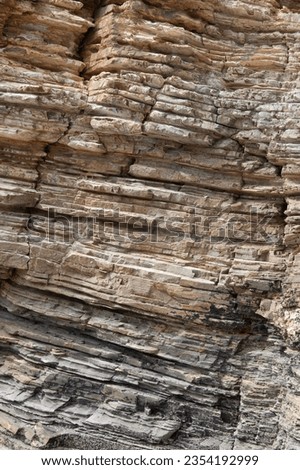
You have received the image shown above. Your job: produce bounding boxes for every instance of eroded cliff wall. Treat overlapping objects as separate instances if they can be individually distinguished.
[0,0,299,449]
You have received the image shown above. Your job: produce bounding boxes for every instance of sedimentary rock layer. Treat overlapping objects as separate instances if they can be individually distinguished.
[0,0,299,449]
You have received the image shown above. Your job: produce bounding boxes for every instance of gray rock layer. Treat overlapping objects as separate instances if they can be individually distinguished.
[0,0,300,450]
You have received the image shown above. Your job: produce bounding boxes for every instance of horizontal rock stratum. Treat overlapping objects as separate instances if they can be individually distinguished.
[0,0,300,450]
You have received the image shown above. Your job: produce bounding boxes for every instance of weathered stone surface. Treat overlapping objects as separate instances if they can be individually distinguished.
[0,0,300,450]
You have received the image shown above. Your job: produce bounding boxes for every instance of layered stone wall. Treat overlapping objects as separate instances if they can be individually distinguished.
[0,0,299,449]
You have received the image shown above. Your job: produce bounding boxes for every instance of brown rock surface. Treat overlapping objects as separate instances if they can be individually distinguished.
[0,0,300,449]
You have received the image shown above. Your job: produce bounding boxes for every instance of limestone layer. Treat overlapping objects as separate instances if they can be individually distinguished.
[0,0,300,450]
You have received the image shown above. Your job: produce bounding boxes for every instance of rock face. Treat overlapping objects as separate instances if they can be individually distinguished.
[0,0,300,450]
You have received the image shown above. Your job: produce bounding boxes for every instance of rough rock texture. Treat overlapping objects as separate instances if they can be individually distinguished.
[0,0,300,450]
